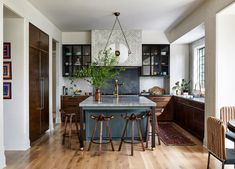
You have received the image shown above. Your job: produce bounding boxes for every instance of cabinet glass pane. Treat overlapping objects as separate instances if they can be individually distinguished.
[83,46,91,56]
[143,54,150,65]
[73,46,82,56]
[142,66,151,75]
[83,55,91,66]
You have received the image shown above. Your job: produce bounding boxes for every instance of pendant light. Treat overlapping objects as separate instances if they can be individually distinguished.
[104,12,132,56]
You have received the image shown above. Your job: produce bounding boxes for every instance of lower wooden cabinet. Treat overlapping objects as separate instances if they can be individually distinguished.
[60,95,89,121]
[147,96,173,121]
[174,96,205,141]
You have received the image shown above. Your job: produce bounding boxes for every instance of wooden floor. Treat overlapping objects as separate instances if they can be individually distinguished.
[4,123,234,169]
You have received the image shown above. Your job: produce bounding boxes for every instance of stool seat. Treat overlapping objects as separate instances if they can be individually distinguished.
[88,114,114,151]
[118,113,145,156]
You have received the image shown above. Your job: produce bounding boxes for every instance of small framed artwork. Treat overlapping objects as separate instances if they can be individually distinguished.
[3,42,11,59]
[3,61,12,80]
[3,82,12,99]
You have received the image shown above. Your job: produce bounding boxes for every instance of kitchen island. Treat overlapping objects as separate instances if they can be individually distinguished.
[79,95,156,150]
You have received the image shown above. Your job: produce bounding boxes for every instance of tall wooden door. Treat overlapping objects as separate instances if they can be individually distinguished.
[29,23,49,142]
[29,47,41,142]
[40,51,49,133]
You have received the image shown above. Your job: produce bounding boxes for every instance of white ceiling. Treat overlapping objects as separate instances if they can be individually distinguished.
[28,0,205,32]
[173,23,205,44]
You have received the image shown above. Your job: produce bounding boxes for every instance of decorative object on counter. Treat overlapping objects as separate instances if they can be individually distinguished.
[62,86,68,95]
[192,82,201,98]
[72,49,122,101]
[149,86,165,95]
[172,79,191,95]
[68,78,82,96]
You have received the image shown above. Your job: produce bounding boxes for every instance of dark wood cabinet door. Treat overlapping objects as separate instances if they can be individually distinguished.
[29,47,41,142]
[40,51,49,133]
[29,23,49,143]
[40,31,49,52]
[29,23,40,48]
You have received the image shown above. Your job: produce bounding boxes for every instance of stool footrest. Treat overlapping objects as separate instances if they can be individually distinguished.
[91,139,112,144]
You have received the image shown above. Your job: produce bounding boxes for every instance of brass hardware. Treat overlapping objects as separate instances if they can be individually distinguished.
[114,79,123,98]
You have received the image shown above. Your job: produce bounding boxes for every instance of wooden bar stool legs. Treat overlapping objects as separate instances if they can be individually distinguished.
[118,113,145,156]
[88,114,114,151]
[62,112,80,148]
[145,111,161,148]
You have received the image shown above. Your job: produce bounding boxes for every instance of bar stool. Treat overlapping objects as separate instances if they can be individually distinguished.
[145,110,162,148]
[88,114,115,151]
[60,109,79,148]
[118,113,145,156]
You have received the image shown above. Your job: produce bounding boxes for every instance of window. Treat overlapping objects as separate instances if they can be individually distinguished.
[198,47,205,89]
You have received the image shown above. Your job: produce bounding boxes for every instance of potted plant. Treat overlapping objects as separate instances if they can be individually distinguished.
[172,79,191,95]
[72,49,121,101]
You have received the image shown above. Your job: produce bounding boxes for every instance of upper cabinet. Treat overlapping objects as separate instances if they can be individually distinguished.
[62,44,91,77]
[141,44,170,77]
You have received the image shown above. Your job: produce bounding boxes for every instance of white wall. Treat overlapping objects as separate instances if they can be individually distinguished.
[62,32,91,44]
[0,2,6,168]
[1,0,62,153]
[217,14,235,117]
[142,31,169,44]
[166,0,234,146]
[3,18,27,150]
[170,44,190,93]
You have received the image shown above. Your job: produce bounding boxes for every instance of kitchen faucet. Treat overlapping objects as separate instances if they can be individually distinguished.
[114,79,124,98]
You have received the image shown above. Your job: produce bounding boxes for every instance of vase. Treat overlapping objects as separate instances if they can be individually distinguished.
[176,89,182,95]
[95,88,101,102]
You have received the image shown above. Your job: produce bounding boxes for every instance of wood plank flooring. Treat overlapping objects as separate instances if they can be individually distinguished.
[4,123,234,169]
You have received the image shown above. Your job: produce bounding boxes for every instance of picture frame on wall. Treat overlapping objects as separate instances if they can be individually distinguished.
[3,61,12,80]
[3,42,11,59]
[3,82,12,99]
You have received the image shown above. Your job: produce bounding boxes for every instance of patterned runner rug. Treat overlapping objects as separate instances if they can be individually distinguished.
[158,123,195,146]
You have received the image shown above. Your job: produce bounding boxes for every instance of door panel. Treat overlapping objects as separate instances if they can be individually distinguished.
[40,51,49,133]
[29,23,40,48]
[29,47,41,142]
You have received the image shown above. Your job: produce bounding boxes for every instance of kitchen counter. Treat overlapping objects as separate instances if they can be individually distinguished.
[174,95,205,103]
[80,95,156,108]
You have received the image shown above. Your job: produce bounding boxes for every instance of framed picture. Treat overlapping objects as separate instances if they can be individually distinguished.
[3,61,12,80]
[3,82,12,99]
[3,42,11,59]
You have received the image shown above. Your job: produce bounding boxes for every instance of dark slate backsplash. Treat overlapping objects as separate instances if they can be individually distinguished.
[101,68,140,95]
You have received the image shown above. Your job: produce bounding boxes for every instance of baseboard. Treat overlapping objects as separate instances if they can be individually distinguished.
[4,140,30,151]
[0,150,6,169]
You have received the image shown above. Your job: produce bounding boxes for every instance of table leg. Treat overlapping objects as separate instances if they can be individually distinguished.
[151,107,156,149]
[80,108,84,150]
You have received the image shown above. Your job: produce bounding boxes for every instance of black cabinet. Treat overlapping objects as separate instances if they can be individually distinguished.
[141,44,170,76]
[62,44,91,77]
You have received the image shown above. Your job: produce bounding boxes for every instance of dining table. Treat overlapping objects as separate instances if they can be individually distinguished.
[227,119,235,133]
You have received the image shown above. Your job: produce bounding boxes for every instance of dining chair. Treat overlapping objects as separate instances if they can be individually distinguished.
[220,107,235,143]
[207,117,235,169]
